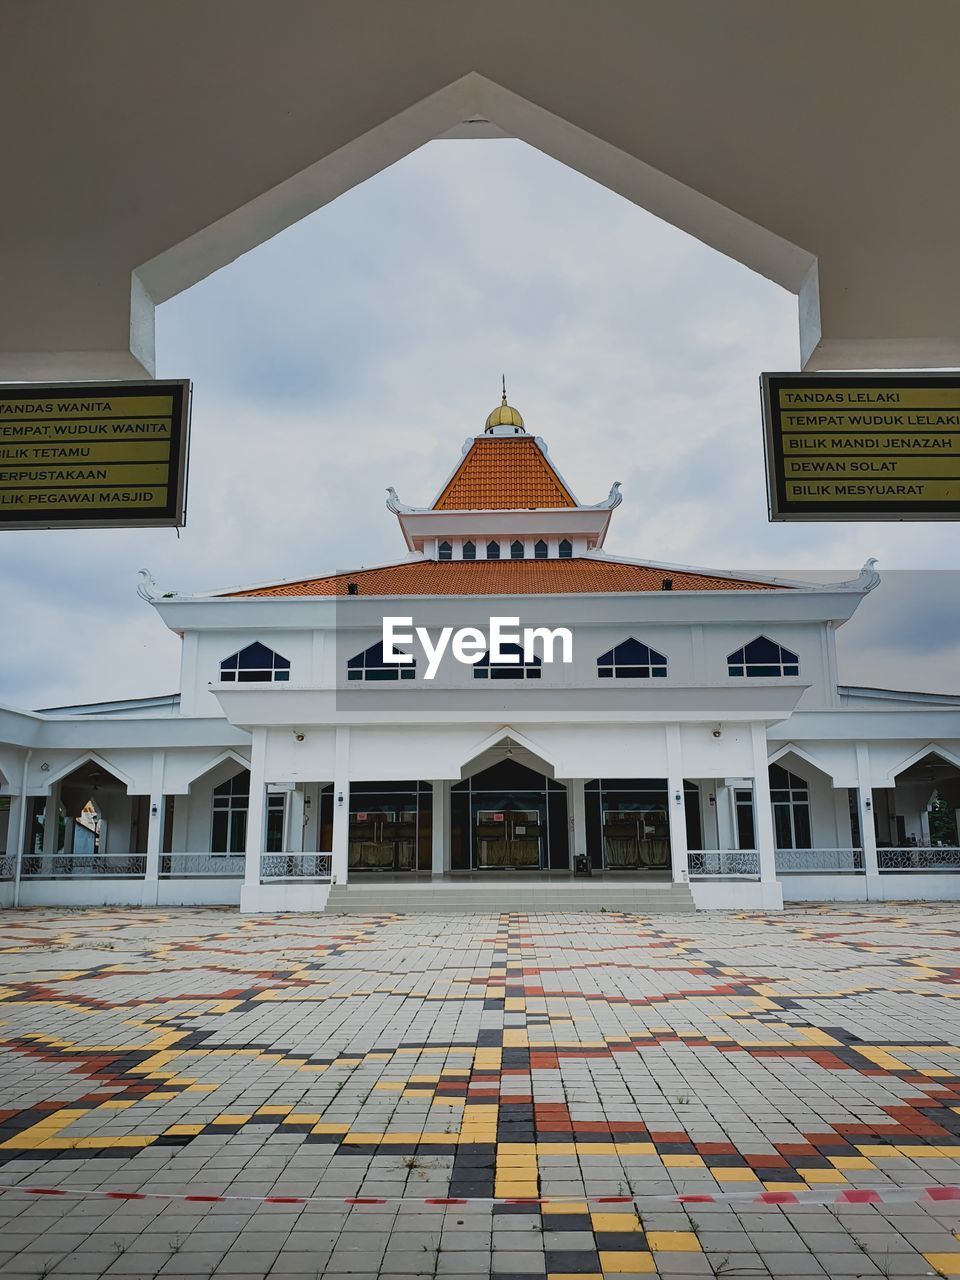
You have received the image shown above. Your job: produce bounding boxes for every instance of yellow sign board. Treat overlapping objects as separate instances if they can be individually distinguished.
[762,373,960,520]
[0,380,190,528]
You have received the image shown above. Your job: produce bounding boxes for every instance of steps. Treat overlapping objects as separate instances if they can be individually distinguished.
[324,879,696,915]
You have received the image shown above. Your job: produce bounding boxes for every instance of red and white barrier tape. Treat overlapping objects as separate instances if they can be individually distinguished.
[0,1183,958,1209]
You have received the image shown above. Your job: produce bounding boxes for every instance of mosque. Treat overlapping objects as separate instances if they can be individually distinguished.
[1,392,959,913]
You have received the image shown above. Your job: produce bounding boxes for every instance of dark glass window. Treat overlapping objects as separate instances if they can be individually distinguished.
[597,637,668,679]
[438,541,453,561]
[486,541,500,560]
[728,636,799,678]
[735,789,756,849]
[770,764,811,849]
[211,771,284,854]
[462,540,476,561]
[510,540,524,560]
[220,642,290,683]
[558,538,573,558]
[473,642,542,681]
[347,641,415,682]
[534,539,548,559]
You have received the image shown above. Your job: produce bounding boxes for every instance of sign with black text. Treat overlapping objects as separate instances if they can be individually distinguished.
[762,372,960,521]
[0,379,190,529]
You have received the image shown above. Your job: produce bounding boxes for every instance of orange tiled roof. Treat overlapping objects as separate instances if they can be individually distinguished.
[222,558,780,597]
[433,437,577,510]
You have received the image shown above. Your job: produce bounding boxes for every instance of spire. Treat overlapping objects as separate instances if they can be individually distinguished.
[485,377,525,433]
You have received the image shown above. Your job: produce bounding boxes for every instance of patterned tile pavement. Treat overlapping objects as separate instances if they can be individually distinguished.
[1,905,960,1277]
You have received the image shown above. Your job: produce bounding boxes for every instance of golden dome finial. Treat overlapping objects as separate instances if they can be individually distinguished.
[485,376,524,433]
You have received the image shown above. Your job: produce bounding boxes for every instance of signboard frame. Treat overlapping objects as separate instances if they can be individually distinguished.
[761,371,960,522]
[0,378,191,530]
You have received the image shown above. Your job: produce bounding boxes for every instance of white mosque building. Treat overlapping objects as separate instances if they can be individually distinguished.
[1,393,959,914]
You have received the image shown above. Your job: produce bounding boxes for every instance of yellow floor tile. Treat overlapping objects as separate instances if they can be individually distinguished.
[711,1166,759,1182]
[829,1156,875,1170]
[923,1254,960,1277]
[591,1212,641,1232]
[662,1154,705,1168]
[646,1230,702,1252]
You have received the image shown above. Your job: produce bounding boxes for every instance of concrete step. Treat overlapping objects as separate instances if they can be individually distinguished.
[325,880,697,914]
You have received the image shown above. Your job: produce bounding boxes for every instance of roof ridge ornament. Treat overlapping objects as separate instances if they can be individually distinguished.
[136,568,161,601]
[385,486,416,514]
[582,481,623,511]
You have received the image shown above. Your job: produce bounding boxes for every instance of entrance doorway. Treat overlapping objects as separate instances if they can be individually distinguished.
[336,781,432,873]
[585,779,701,874]
[451,760,568,872]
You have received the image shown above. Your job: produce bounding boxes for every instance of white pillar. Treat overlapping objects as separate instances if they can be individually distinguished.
[431,781,448,877]
[331,728,350,886]
[568,779,587,870]
[288,788,305,854]
[244,730,268,889]
[143,751,164,906]
[751,724,777,883]
[666,726,688,883]
[856,743,881,900]
[41,785,59,856]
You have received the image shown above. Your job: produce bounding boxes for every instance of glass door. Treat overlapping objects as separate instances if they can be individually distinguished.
[348,794,418,870]
[475,798,544,869]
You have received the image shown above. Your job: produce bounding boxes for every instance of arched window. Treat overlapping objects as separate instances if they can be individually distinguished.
[212,771,284,853]
[474,642,542,681]
[220,642,290,683]
[727,636,799,678]
[534,539,548,559]
[597,638,668,679]
[438,540,453,561]
[558,538,573,559]
[510,540,525,560]
[769,764,811,849]
[462,540,476,561]
[486,540,501,560]
[347,641,415,682]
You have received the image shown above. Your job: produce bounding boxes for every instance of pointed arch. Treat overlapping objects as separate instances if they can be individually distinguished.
[40,752,134,793]
[882,743,960,787]
[181,750,251,792]
[767,743,842,785]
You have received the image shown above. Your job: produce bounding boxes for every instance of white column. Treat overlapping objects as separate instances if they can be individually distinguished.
[244,730,268,889]
[431,781,448,878]
[856,743,881,900]
[751,724,777,883]
[331,728,350,886]
[666,726,688,884]
[143,751,164,906]
[568,779,587,870]
[41,784,59,856]
[288,788,305,854]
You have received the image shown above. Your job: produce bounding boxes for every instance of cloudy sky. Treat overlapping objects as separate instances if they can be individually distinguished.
[3,140,959,709]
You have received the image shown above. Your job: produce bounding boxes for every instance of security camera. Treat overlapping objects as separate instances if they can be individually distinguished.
[712,727,722,739]
[295,732,305,742]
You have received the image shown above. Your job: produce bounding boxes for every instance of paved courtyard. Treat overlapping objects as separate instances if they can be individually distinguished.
[1,906,960,1278]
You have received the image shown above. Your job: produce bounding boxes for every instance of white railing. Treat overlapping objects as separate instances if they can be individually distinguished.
[688,850,760,878]
[260,853,333,882]
[776,847,864,874]
[878,847,960,871]
[20,853,147,880]
[160,853,246,878]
